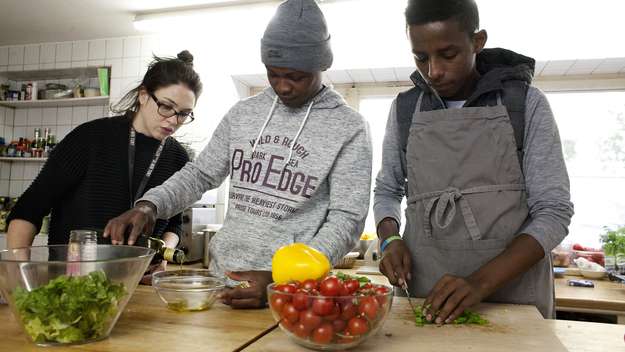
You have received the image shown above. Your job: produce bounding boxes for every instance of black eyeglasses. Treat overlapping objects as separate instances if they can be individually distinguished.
[149,92,195,125]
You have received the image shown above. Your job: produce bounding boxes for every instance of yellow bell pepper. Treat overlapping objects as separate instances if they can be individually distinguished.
[272,243,331,284]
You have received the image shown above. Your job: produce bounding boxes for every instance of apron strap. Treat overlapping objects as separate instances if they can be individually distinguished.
[410,184,526,240]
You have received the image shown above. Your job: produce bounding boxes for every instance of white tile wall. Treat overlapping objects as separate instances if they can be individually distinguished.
[40,43,56,64]
[55,43,72,63]
[71,41,89,62]
[56,107,73,125]
[71,106,88,125]
[27,108,43,126]
[24,45,40,65]
[106,39,123,59]
[8,46,24,66]
[0,34,156,197]
[0,47,8,66]
[88,40,106,60]
[123,38,141,58]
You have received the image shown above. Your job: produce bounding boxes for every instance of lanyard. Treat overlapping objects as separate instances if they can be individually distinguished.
[128,127,166,208]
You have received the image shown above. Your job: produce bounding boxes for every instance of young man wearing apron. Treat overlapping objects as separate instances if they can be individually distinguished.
[373,0,574,322]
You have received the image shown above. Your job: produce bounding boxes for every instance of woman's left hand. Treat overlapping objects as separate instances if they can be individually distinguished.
[219,270,273,309]
[423,274,486,324]
[140,260,167,285]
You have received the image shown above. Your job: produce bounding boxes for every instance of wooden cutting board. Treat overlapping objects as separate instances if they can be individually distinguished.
[247,297,569,352]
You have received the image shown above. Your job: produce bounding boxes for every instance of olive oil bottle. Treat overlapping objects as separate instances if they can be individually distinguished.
[148,237,186,264]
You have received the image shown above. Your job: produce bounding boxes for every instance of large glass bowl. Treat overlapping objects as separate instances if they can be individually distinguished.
[0,245,154,346]
[267,282,393,350]
[152,269,225,312]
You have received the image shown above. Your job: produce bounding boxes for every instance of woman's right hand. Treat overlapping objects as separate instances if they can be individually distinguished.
[103,201,157,245]
[377,217,412,288]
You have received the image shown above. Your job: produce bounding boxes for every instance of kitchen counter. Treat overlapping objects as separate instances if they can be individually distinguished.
[245,297,625,352]
[555,274,625,323]
[3,286,623,351]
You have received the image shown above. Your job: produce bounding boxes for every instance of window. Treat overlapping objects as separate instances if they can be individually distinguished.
[358,96,397,235]
[547,91,625,247]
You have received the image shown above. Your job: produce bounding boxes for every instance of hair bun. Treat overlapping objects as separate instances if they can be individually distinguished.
[177,50,194,65]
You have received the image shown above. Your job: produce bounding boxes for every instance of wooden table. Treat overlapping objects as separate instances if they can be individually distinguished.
[555,275,625,323]
[356,261,625,324]
[2,271,624,351]
[250,297,568,352]
[0,285,276,352]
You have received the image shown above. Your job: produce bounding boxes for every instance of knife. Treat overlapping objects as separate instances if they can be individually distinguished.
[402,282,418,314]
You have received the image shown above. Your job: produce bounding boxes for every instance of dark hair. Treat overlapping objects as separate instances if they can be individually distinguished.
[405,0,479,36]
[111,50,203,115]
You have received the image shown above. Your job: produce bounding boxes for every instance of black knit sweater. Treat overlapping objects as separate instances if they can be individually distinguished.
[7,115,189,245]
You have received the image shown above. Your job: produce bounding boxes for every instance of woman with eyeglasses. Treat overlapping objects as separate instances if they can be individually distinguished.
[6,50,201,281]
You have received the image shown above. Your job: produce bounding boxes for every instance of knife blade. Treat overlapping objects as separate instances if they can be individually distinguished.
[402,283,418,314]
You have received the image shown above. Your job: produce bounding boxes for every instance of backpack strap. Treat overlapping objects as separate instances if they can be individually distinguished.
[501,80,529,171]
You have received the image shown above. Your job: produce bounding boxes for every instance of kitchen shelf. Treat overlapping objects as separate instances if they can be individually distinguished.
[1,66,109,81]
[0,157,47,162]
[0,96,109,108]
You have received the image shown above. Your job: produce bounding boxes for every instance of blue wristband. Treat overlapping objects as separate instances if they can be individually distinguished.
[380,235,402,252]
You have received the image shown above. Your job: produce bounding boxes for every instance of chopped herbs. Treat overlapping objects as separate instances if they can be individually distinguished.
[13,271,126,344]
[413,304,488,326]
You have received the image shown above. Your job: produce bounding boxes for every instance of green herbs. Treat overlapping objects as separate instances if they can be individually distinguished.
[13,271,126,344]
[334,271,371,287]
[413,304,488,327]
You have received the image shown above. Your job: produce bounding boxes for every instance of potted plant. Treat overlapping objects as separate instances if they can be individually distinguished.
[600,226,625,273]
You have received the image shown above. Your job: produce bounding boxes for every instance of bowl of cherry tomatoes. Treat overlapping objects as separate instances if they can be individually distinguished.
[267,273,393,350]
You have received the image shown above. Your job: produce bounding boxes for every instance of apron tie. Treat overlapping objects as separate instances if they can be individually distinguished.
[423,187,481,240]
[410,184,526,241]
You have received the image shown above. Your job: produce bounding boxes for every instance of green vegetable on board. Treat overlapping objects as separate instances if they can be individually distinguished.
[413,304,488,326]
[13,271,126,344]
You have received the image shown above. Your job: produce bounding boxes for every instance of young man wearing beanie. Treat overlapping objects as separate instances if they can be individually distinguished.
[374,0,573,322]
[105,0,373,308]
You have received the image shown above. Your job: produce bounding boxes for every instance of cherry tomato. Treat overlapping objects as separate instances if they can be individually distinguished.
[312,323,334,344]
[319,277,342,297]
[292,290,310,311]
[347,317,369,336]
[299,309,322,331]
[293,322,310,339]
[280,317,295,332]
[312,297,335,316]
[340,302,358,321]
[344,279,360,294]
[374,286,389,306]
[270,295,288,312]
[359,283,373,291]
[332,318,346,332]
[301,279,318,292]
[279,284,298,294]
[282,303,300,323]
[358,296,380,320]
[324,303,341,321]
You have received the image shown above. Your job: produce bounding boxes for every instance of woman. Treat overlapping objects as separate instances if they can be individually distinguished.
[7,50,202,280]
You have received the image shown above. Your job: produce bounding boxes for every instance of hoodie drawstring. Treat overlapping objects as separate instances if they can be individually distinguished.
[251,96,315,170]
[285,99,314,169]
[251,95,279,157]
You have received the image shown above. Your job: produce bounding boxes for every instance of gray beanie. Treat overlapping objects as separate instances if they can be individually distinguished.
[261,0,333,72]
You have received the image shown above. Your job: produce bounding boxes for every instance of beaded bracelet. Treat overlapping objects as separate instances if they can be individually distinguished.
[380,235,402,252]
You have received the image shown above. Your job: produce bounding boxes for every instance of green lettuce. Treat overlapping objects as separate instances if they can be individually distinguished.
[13,271,126,344]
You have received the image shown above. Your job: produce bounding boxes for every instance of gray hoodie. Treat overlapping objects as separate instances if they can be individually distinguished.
[140,86,372,277]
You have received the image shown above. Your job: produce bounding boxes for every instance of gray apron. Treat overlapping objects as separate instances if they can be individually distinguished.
[403,93,554,318]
